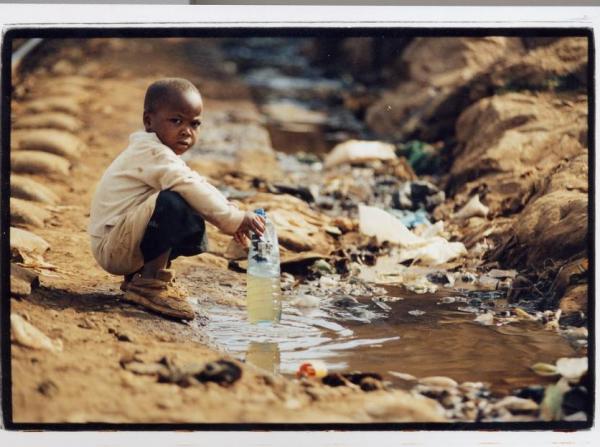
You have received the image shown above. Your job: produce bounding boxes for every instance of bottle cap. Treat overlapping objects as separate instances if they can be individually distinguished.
[254,208,266,217]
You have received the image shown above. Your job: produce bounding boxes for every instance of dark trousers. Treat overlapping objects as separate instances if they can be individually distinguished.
[139,190,207,264]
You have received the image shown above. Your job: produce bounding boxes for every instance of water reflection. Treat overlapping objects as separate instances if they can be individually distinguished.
[246,341,281,375]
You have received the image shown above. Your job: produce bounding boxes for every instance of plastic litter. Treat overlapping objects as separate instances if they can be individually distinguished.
[358,205,467,265]
[453,195,489,220]
[324,139,396,169]
[296,360,328,378]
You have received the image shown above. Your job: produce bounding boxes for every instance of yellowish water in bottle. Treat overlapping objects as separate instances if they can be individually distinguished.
[246,274,282,324]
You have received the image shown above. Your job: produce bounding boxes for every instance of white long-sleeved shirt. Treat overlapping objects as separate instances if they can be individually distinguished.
[88,131,244,238]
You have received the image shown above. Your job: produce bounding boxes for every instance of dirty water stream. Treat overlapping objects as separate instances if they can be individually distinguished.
[188,39,579,396]
[198,285,577,394]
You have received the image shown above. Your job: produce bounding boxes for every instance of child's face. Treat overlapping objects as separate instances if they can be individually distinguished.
[143,90,203,155]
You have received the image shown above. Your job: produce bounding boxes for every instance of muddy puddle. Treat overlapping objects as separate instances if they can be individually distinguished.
[197,283,577,394]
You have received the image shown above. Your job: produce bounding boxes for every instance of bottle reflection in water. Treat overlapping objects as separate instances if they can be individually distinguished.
[246,342,280,375]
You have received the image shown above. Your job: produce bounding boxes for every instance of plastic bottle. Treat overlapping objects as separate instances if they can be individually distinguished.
[247,208,282,324]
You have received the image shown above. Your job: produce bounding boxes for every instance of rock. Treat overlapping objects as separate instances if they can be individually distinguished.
[364,391,446,422]
[366,37,524,140]
[561,386,588,416]
[453,92,586,185]
[388,371,417,382]
[477,37,588,92]
[10,197,51,228]
[193,360,242,387]
[10,263,39,297]
[13,112,83,132]
[324,140,397,169]
[11,175,60,204]
[12,129,85,160]
[11,314,63,352]
[22,97,82,115]
[492,396,539,414]
[418,376,458,388]
[514,385,545,404]
[559,284,587,316]
[11,150,71,176]
[37,380,59,397]
[10,227,51,259]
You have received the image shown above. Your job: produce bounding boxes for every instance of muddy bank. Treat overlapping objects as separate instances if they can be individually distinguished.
[8,36,590,425]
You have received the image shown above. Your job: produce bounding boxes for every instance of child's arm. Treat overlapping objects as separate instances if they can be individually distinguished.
[143,149,246,235]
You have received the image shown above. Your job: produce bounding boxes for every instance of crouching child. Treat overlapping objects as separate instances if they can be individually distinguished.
[88,78,264,320]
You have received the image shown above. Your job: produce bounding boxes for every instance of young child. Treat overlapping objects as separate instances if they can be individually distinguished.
[88,78,264,321]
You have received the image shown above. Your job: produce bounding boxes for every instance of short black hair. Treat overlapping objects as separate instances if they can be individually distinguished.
[143,78,201,113]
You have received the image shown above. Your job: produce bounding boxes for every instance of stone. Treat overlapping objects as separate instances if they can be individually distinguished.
[12,128,85,160]
[11,175,60,205]
[11,150,71,176]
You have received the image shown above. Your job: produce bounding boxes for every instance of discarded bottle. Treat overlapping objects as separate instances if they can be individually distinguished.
[296,360,328,379]
[247,208,282,324]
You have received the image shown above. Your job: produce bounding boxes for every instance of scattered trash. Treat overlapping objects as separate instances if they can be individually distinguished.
[387,208,431,229]
[408,310,426,316]
[555,357,588,383]
[437,297,457,305]
[474,312,494,326]
[540,377,571,421]
[311,259,335,275]
[358,205,466,265]
[11,314,63,353]
[324,139,396,169]
[426,271,455,286]
[392,180,445,212]
[290,293,320,308]
[453,195,489,220]
[396,140,443,175]
[405,277,438,294]
[296,360,328,379]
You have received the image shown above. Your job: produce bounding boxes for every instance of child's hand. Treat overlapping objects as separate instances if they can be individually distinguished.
[233,211,266,247]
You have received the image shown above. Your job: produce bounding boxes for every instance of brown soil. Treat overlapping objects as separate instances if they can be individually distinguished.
[10,38,443,424]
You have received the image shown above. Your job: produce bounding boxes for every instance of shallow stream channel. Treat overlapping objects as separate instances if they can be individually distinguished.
[197,272,578,395]
[183,38,584,399]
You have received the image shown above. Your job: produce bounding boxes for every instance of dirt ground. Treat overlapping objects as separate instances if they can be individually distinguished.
[9,39,447,424]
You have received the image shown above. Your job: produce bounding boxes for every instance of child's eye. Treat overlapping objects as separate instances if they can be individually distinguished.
[170,118,182,125]
[192,121,201,129]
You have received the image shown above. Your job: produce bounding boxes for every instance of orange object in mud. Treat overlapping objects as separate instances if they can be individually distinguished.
[296,360,328,379]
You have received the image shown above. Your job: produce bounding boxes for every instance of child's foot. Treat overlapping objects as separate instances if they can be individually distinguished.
[123,271,194,321]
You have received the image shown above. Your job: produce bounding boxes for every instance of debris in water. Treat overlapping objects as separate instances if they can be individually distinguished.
[290,293,320,308]
[474,312,494,326]
[555,357,588,383]
[296,360,328,379]
[408,309,426,316]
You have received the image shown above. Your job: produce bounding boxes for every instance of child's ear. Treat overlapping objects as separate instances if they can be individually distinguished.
[143,111,152,131]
